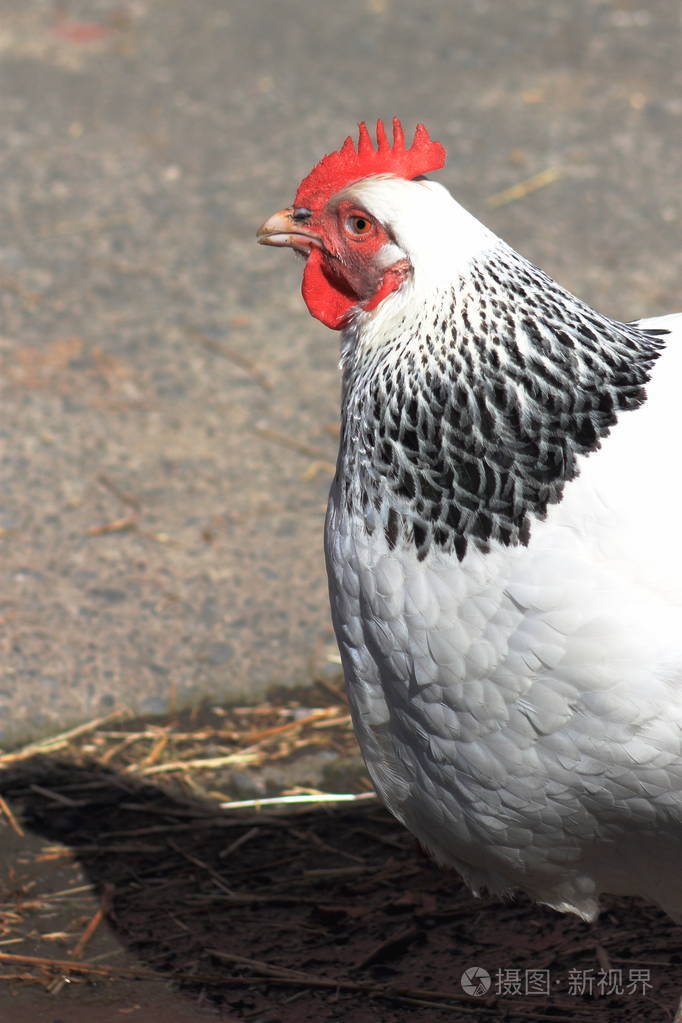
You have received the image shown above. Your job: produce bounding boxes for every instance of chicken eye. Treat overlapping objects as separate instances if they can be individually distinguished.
[345,214,373,237]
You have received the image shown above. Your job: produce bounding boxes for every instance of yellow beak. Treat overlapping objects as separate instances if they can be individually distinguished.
[256,208,322,254]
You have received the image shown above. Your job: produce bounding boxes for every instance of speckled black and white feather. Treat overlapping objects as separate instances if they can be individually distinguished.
[338,244,664,561]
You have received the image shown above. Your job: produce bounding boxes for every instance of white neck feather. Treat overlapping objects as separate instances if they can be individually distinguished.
[339,175,500,355]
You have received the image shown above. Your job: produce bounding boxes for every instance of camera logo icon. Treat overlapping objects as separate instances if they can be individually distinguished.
[460,966,492,996]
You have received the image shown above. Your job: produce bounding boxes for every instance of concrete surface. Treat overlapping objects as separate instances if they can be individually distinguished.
[0,0,680,746]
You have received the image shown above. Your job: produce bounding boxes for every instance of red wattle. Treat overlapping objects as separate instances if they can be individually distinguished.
[301,249,356,330]
[301,249,407,331]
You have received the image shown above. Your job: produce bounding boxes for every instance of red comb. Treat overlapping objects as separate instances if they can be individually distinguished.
[294,118,446,210]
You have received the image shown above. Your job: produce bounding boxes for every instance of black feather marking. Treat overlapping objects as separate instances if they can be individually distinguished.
[454,535,467,561]
[385,507,400,550]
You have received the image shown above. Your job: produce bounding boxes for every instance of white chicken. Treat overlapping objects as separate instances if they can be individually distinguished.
[258,119,682,926]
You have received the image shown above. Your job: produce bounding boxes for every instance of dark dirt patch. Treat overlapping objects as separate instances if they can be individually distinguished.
[2,757,682,1022]
[2,982,223,1023]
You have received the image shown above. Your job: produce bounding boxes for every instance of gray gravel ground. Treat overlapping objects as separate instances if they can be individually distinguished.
[1,0,680,746]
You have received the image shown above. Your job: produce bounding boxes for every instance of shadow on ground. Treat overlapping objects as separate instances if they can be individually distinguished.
[1,759,682,1022]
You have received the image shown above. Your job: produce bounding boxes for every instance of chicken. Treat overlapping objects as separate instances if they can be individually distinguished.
[257,119,682,925]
